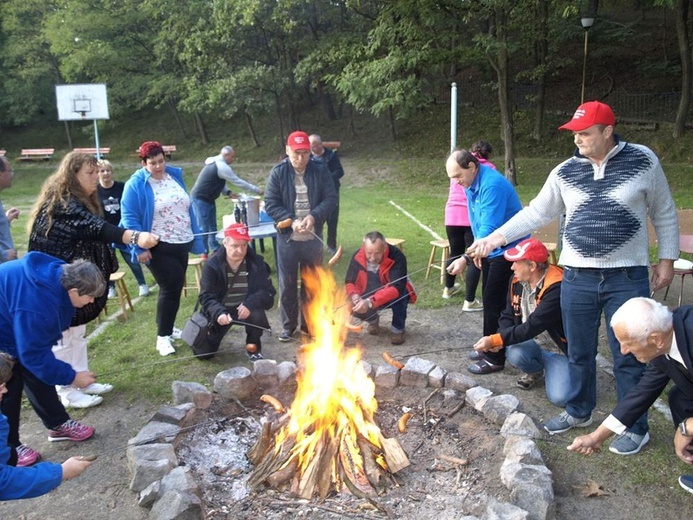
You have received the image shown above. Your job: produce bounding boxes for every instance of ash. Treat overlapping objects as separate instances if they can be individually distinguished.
[177,415,263,503]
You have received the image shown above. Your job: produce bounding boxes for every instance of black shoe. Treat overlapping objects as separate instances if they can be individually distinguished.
[468,350,483,361]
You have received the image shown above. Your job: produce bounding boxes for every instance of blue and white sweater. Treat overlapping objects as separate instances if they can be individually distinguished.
[497,141,679,268]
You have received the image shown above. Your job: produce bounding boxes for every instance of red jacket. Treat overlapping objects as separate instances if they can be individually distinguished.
[345,244,417,309]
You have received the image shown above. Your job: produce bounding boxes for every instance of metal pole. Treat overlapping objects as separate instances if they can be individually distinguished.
[93,119,102,159]
[450,82,457,153]
[581,30,589,104]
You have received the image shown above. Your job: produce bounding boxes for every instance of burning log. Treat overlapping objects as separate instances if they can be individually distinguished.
[247,267,410,500]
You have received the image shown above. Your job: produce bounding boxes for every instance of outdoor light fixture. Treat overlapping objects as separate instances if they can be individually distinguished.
[581,17,596,104]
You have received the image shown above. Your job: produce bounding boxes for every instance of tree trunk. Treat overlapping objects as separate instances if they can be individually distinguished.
[532,0,549,142]
[244,109,261,147]
[388,107,397,141]
[194,112,209,145]
[674,0,691,138]
[168,99,188,140]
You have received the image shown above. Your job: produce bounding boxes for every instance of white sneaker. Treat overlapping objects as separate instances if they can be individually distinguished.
[107,287,116,299]
[170,327,182,340]
[60,389,103,409]
[462,299,484,312]
[81,382,114,395]
[442,283,461,299]
[138,284,150,297]
[156,336,176,356]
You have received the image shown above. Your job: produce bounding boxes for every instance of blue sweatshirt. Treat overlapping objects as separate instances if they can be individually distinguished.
[0,414,62,499]
[0,252,76,385]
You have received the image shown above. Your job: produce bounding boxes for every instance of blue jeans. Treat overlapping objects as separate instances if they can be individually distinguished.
[191,198,219,254]
[115,249,146,286]
[561,266,650,435]
[506,340,570,407]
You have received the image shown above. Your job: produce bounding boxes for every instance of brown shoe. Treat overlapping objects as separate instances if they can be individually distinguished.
[391,332,405,345]
[367,316,380,335]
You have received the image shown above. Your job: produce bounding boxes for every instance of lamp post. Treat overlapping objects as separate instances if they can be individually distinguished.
[581,16,595,103]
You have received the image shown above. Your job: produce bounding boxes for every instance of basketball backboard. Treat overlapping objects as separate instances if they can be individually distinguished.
[55,84,109,121]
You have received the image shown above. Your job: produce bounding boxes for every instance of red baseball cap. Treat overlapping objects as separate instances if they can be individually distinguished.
[558,101,616,132]
[503,238,549,263]
[286,131,310,151]
[223,223,252,242]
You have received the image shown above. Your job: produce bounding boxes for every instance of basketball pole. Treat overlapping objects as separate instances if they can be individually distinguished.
[93,119,102,159]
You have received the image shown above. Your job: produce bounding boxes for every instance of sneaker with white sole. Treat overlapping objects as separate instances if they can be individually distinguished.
[462,299,483,312]
[48,419,95,442]
[543,411,593,435]
[156,336,176,356]
[609,431,650,455]
[81,382,114,395]
[679,475,693,494]
[442,283,461,299]
[60,389,103,409]
[139,284,150,297]
[516,371,545,390]
[16,444,41,467]
[107,286,116,299]
[170,327,183,340]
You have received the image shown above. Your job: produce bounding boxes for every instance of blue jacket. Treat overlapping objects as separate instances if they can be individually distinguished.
[120,165,205,262]
[466,165,526,258]
[0,414,62,499]
[0,252,76,385]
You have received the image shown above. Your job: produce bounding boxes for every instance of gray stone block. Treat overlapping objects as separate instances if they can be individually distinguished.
[171,381,213,409]
[500,460,553,490]
[428,365,447,388]
[213,366,258,401]
[150,489,202,520]
[445,371,477,392]
[128,422,181,446]
[151,403,195,426]
[500,413,542,439]
[374,363,400,389]
[504,436,544,465]
[359,360,374,379]
[252,359,279,389]
[481,394,520,425]
[129,458,176,493]
[400,356,436,387]
[276,361,297,385]
[138,480,161,508]
[160,466,200,496]
[465,386,493,410]
[482,498,530,520]
[510,484,555,520]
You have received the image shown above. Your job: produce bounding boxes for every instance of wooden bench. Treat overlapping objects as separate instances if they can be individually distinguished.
[19,148,55,161]
[136,145,177,159]
[73,147,110,157]
[322,141,341,150]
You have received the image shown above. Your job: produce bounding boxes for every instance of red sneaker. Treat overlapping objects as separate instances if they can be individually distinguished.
[48,419,95,442]
[16,444,41,466]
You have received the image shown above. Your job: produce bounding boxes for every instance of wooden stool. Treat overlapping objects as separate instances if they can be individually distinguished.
[183,257,205,297]
[386,238,406,251]
[543,242,558,265]
[425,239,450,285]
[107,271,134,320]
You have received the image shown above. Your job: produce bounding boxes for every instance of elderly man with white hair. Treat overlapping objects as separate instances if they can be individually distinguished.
[190,145,264,256]
[568,297,693,492]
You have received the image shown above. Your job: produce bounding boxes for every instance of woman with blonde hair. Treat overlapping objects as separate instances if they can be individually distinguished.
[28,152,158,414]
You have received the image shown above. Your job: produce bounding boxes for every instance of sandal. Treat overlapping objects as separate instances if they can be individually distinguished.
[467,359,504,375]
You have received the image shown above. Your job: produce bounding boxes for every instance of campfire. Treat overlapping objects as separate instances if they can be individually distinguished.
[247,267,409,500]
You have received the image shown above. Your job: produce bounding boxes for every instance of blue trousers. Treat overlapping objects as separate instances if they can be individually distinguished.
[276,236,323,334]
[506,339,570,407]
[109,249,146,286]
[191,198,219,254]
[561,266,650,435]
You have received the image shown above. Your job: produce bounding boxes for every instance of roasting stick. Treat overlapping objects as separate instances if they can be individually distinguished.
[275,217,344,266]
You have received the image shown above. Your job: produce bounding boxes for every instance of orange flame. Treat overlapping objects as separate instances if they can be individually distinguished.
[274,267,385,478]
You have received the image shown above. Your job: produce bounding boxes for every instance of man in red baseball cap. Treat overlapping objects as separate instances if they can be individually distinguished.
[470,238,569,404]
[196,222,276,360]
[264,131,337,342]
[463,101,679,456]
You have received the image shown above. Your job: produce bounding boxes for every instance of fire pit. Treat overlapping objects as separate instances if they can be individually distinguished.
[128,268,553,519]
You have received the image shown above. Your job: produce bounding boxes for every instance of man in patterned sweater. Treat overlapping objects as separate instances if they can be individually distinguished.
[469,101,679,456]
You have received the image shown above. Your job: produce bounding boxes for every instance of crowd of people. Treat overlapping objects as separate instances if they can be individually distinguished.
[0,100,691,500]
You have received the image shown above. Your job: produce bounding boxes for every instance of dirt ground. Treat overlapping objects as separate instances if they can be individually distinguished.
[1,296,691,519]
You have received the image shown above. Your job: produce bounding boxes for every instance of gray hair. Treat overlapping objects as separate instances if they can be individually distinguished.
[363,231,386,244]
[221,146,234,154]
[60,259,107,296]
[610,297,673,343]
[0,352,15,385]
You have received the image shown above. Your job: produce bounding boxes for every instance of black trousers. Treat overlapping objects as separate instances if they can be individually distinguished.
[1,361,70,449]
[480,255,513,366]
[326,188,340,250]
[146,241,192,336]
[445,224,481,301]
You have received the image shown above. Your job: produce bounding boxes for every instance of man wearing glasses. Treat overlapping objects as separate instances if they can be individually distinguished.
[0,157,19,263]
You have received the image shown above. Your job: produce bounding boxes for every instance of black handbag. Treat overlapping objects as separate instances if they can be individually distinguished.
[182,308,209,350]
